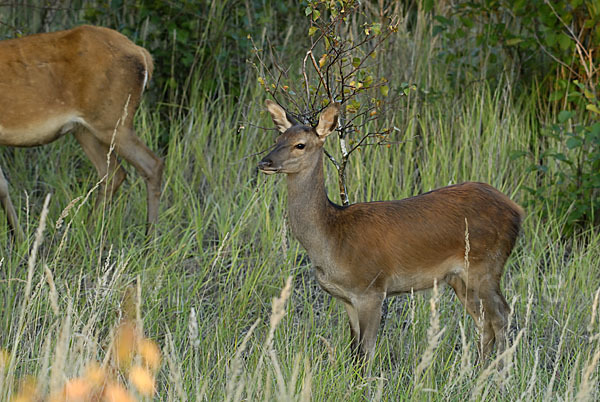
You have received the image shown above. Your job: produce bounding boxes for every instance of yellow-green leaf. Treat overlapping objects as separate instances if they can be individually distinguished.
[586,104,600,114]
[380,85,389,97]
[308,26,318,36]
[584,88,596,100]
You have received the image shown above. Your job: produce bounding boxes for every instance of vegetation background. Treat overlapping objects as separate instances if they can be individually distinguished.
[0,0,599,400]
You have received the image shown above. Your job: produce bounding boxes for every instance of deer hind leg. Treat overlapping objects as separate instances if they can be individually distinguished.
[481,286,509,357]
[73,127,126,209]
[446,273,495,360]
[92,126,163,234]
[0,166,23,240]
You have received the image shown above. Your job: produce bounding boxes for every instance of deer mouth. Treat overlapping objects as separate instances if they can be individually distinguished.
[257,159,281,174]
[258,166,279,175]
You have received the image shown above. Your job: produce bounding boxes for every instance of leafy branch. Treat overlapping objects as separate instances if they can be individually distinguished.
[252,0,412,205]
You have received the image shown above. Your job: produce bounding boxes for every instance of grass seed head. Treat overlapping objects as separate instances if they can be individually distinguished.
[84,362,107,388]
[114,321,136,369]
[139,338,161,372]
[102,382,135,402]
[0,348,9,369]
[62,378,92,401]
[129,365,155,397]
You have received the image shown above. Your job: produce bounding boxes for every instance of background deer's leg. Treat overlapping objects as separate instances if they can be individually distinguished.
[0,166,23,240]
[93,126,163,234]
[73,127,126,210]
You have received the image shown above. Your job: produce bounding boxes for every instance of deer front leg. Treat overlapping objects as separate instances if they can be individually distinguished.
[343,302,360,356]
[355,292,385,361]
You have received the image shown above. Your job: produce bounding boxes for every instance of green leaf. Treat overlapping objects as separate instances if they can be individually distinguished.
[566,136,583,149]
[558,110,575,123]
[308,26,318,36]
[312,9,321,20]
[558,33,572,50]
[549,90,564,102]
[380,85,389,97]
[305,6,312,16]
[506,38,523,46]
[423,0,434,12]
[509,150,528,160]
[371,23,381,36]
[552,153,569,162]
[352,57,361,68]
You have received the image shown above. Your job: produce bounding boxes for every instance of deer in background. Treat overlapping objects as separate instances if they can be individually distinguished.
[258,100,523,362]
[0,25,164,239]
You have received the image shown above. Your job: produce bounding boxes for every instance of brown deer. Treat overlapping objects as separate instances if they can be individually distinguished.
[258,100,523,361]
[0,25,163,239]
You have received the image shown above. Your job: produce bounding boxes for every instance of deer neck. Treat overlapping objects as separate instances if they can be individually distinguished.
[285,151,333,255]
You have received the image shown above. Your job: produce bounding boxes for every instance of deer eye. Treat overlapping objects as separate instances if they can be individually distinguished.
[295,143,306,150]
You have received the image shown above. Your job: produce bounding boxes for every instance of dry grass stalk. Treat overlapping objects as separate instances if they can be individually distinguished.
[54,195,83,230]
[188,307,200,349]
[457,321,473,382]
[575,345,600,401]
[49,299,73,395]
[225,318,260,402]
[518,347,539,401]
[545,314,570,400]
[317,334,335,365]
[165,328,187,401]
[6,194,51,397]
[471,290,532,399]
[44,264,60,316]
[300,358,312,402]
[588,287,600,335]
[414,280,445,389]
[268,277,293,400]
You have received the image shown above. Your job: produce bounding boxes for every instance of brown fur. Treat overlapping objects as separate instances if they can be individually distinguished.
[0,26,163,239]
[259,100,524,361]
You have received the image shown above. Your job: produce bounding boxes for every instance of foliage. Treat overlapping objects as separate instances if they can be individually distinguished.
[253,0,411,205]
[516,82,600,232]
[431,0,600,85]
[432,0,599,233]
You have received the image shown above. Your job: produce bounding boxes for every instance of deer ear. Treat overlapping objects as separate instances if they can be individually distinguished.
[316,103,340,138]
[265,100,294,133]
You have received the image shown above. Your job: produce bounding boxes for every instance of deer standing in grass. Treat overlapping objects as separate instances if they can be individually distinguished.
[258,100,524,361]
[0,25,163,239]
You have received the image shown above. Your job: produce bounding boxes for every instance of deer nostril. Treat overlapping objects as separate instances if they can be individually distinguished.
[258,159,273,169]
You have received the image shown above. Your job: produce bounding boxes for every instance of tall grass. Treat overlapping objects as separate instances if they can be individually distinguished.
[1,3,599,401]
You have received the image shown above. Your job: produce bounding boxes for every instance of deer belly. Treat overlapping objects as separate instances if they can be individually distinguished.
[0,114,84,146]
